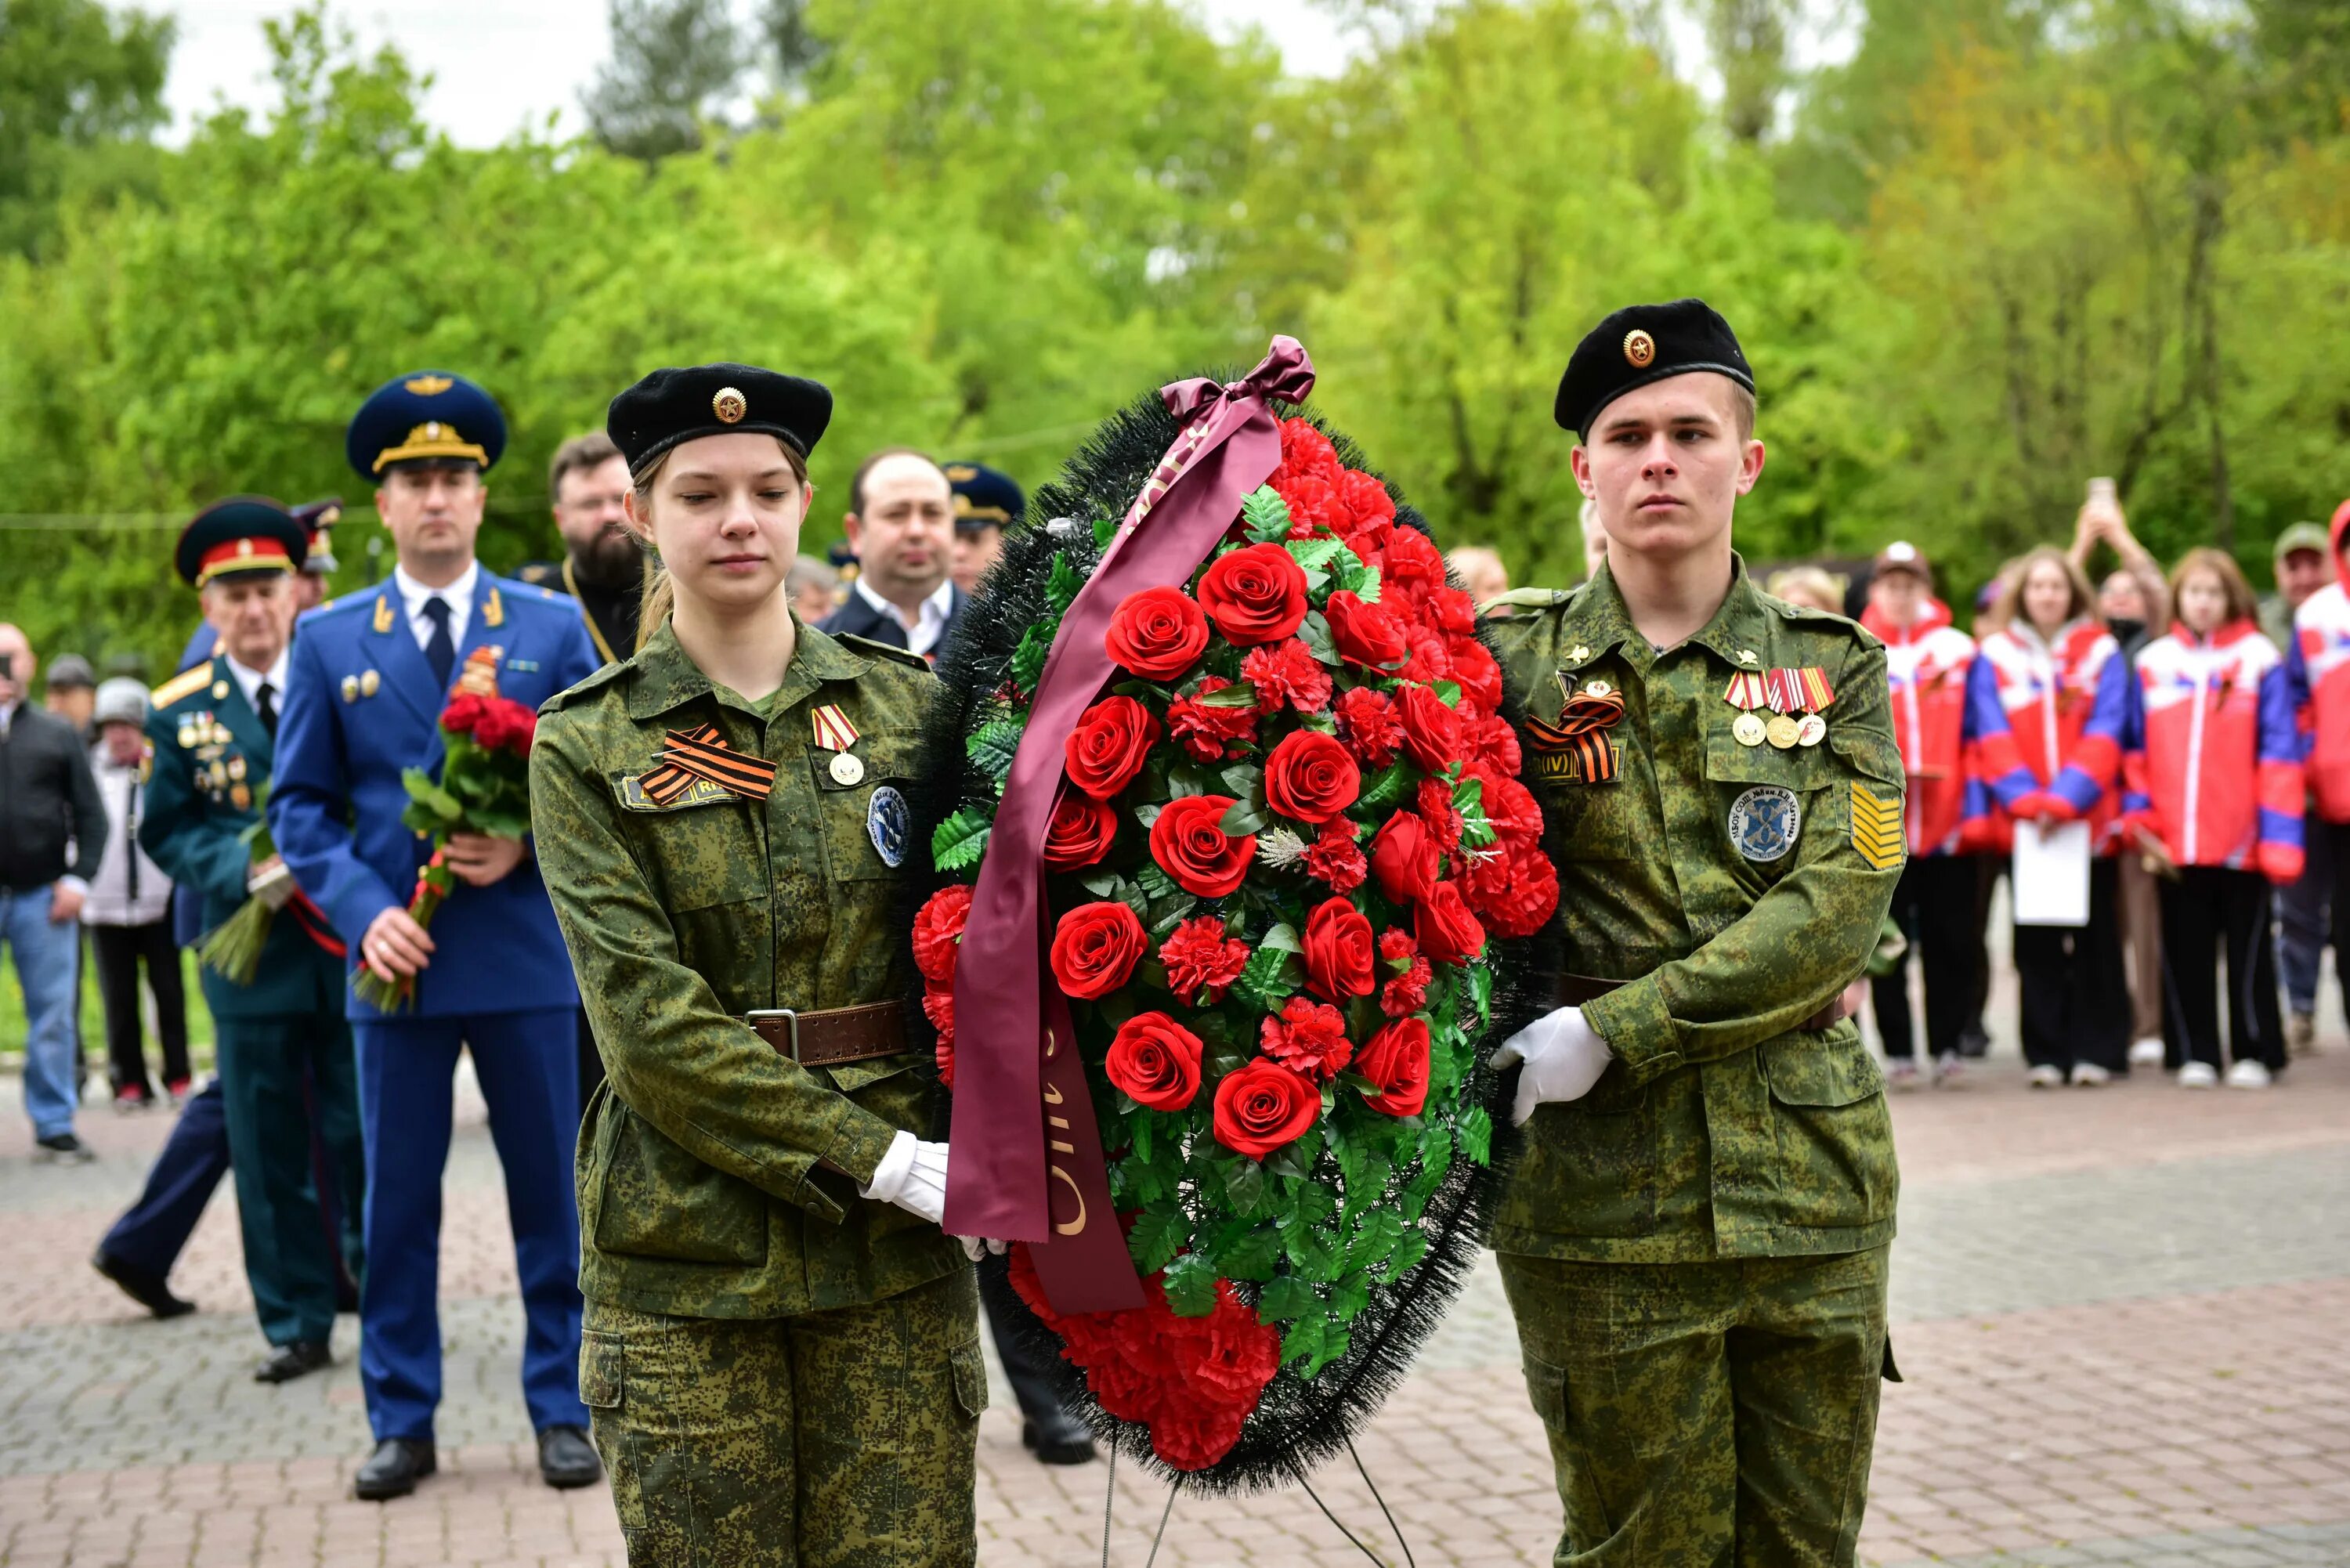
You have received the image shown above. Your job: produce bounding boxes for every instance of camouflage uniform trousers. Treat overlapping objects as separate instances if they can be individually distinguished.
[1499,1245,1891,1567]
[581,1266,986,1568]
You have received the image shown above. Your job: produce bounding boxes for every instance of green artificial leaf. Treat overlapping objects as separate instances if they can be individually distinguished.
[1127,1110,1154,1163]
[1468,965,1494,1028]
[1220,1224,1284,1282]
[400,768,465,826]
[1329,1272,1372,1324]
[1147,898,1197,941]
[1382,1227,1430,1281]
[1046,551,1086,614]
[1162,1252,1219,1317]
[931,807,992,873]
[1283,1178,1340,1230]
[1280,1312,1327,1369]
[1231,945,1300,1013]
[1093,515,1119,551]
[1303,1318,1350,1379]
[1434,679,1463,708]
[1131,800,1163,829]
[1457,1104,1495,1166]
[1298,609,1340,667]
[1351,565,1384,605]
[1220,762,1264,798]
[1256,920,1302,955]
[1257,1272,1321,1322]
[1221,1156,1269,1216]
[1135,862,1180,901]
[1010,623,1055,690]
[1286,538,1348,573]
[1283,1221,1342,1283]
[965,719,1025,787]
[1357,762,1415,813]
[1265,1140,1314,1183]
[1079,869,1123,898]
[1192,682,1259,710]
[1119,879,1153,924]
[1242,486,1293,544]
[1346,1209,1405,1274]
[1451,774,1484,813]
[1166,761,1217,797]
[1127,1204,1189,1277]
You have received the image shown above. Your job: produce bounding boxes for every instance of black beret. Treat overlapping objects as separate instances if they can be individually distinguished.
[942,461,1024,531]
[346,371,506,479]
[606,363,833,479]
[175,497,309,587]
[1554,298,1755,439]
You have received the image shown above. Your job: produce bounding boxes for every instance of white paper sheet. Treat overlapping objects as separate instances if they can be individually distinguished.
[2012,819,2092,928]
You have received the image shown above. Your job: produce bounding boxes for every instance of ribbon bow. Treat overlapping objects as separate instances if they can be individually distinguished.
[1527,680,1626,783]
[640,723,777,804]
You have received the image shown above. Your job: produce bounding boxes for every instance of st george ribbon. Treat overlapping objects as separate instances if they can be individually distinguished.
[945,336,1318,1313]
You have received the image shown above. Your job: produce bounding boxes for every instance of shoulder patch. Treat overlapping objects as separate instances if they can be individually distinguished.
[1851,780,1905,871]
[832,633,932,671]
[539,659,630,716]
[150,662,213,709]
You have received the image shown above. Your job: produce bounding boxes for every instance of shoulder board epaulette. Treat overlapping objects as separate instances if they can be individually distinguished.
[538,659,630,715]
[833,633,933,671]
[1481,587,1575,613]
[309,591,376,619]
[515,562,560,588]
[150,662,213,709]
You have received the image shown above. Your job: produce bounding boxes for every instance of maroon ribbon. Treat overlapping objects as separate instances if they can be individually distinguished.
[946,337,1316,1313]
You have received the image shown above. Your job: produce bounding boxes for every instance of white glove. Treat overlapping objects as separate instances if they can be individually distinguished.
[1489,1005,1614,1126]
[859,1132,950,1224]
[958,1236,1010,1263]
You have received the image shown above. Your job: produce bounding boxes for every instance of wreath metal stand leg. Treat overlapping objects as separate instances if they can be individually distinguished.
[1099,1440,1184,1568]
[1286,1441,1419,1568]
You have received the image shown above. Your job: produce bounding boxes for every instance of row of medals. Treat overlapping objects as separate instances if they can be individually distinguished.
[1734,707,1827,750]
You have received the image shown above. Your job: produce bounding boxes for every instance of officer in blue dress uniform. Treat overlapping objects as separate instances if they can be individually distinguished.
[269,371,602,1501]
[136,500,368,1382]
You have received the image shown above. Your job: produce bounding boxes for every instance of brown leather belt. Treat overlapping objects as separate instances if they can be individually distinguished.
[744,1002,909,1067]
[1554,973,1855,1034]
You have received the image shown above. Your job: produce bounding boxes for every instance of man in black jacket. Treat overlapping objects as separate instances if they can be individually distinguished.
[0,624,107,1162]
[815,447,966,659]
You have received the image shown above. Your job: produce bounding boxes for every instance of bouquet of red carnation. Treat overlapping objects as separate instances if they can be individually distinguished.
[910,352,1554,1487]
[350,681,538,1011]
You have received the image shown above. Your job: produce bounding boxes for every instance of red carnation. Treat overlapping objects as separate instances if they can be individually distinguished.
[911,885,971,986]
[1301,818,1367,894]
[1379,930,1432,1017]
[1064,695,1160,800]
[1370,812,1441,905]
[1043,788,1119,870]
[1049,901,1149,999]
[1462,713,1524,775]
[1303,896,1376,1002]
[1104,1013,1205,1111]
[439,692,486,735]
[1159,916,1250,1005]
[1335,470,1395,536]
[1105,586,1209,681]
[1325,590,1410,669]
[1418,777,1463,855]
[1263,730,1361,826]
[1213,1060,1322,1160]
[1273,474,1343,539]
[473,698,537,753]
[1449,637,1504,716]
[922,985,956,1090]
[1273,419,1342,486]
[1382,525,1449,609]
[1400,626,1455,688]
[1197,544,1310,645]
[1335,687,1403,768]
[1415,880,1487,965]
[1477,845,1561,939]
[1166,677,1258,762]
[1240,640,1332,715]
[1259,995,1352,1080]
[1395,683,1462,774]
[1480,771,1542,844]
[1427,585,1477,636]
[1148,795,1256,898]
[1356,1017,1432,1118]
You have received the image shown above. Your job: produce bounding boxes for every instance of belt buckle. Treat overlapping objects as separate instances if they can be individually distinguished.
[747,1008,801,1062]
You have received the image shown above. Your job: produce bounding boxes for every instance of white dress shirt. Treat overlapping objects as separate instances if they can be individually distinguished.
[221,649,291,714]
[392,560,479,652]
[852,576,955,659]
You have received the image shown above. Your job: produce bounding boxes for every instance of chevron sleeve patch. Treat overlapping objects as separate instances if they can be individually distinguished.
[1851,780,1906,871]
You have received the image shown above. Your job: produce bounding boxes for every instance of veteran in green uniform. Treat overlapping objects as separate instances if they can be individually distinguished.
[143,499,367,1384]
[1484,300,1906,1566]
[530,364,979,1567]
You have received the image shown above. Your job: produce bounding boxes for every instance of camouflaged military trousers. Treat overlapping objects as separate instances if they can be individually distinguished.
[580,1268,985,1567]
[1499,1247,1892,1567]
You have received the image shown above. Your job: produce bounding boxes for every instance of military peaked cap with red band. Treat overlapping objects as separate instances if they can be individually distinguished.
[606,363,833,479]
[1554,297,1755,440]
[175,497,309,588]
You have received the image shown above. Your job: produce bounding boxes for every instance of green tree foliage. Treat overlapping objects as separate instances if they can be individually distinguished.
[582,0,743,160]
[0,0,173,255]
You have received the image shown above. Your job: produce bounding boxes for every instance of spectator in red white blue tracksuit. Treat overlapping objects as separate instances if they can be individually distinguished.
[2286,498,2350,1039]
[1962,546,2131,1085]
[2123,548,2301,1088]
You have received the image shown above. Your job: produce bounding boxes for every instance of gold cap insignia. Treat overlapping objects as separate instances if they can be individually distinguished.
[1623,330,1657,369]
[405,375,454,396]
[943,464,979,482]
[713,387,747,424]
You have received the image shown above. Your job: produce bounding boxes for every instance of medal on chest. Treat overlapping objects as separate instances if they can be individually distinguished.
[1726,666,1835,749]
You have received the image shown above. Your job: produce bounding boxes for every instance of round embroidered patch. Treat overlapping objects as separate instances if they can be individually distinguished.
[867,784,909,868]
[1728,785,1800,862]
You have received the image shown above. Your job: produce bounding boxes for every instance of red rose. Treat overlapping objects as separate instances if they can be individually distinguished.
[440,692,486,735]
[911,885,972,985]
[1159,916,1250,1005]
[1166,676,1258,762]
[1379,930,1432,1017]
[1104,1012,1205,1111]
[1148,795,1256,898]
[1303,896,1376,1001]
[1064,695,1159,800]
[1335,687,1403,768]
[1259,995,1352,1079]
[1212,1060,1321,1158]
[922,985,956,1089]
[1105,586,1209,681]
[1325,591,1409,669]
[1301,818,1367,894]
[1263,730,1361,826]
[1415,880,1487,964]
[1355,1017,1432,1117]
[1049,901,1149,999]
[1196,544,1310,645]
[1043,788,1119,870]
[1370,811,1441,905]
[1396,682,1462,774]
[1240,640,1332,714]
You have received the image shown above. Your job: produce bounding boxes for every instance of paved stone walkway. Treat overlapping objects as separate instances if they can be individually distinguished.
[4,1046,2348,1566]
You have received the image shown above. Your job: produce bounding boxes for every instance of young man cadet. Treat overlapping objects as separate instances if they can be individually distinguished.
[139,500,367,1382]
[1483,299,1906,1565]
[269,371,602,1500]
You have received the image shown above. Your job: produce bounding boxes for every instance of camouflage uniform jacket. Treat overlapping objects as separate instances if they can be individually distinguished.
[1483,558,1905,1265]
[531,616,964,1319]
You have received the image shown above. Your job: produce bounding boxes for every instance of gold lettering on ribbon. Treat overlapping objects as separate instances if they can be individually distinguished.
[1040,1029,1088,1237]
[1120,419,1214,537]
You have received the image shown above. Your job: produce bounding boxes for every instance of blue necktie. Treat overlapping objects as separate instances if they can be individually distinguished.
[421,596,455,690]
